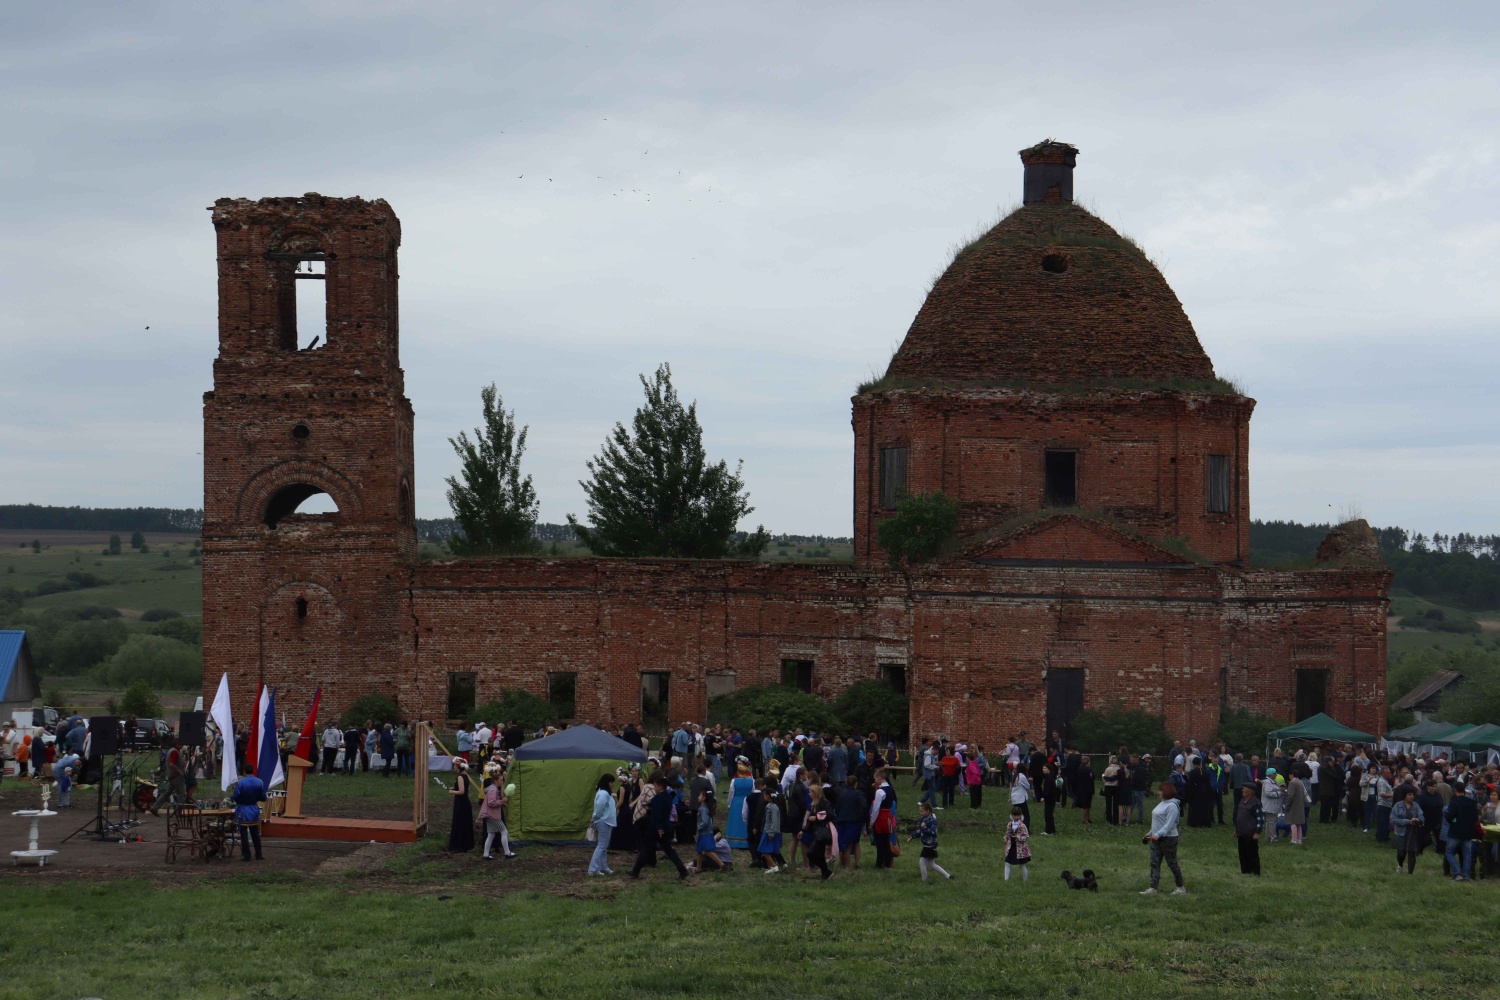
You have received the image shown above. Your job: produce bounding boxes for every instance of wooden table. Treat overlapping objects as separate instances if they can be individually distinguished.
[165,807,236,863]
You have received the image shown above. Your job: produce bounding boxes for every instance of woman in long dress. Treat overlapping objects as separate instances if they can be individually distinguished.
[613,766,641,855]
[1070,756,1095,824]
[446,758,475,853]
[726,758,755,849]
[1185,760,1215,828]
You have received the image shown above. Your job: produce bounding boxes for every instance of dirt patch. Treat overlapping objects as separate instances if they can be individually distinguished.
[316,841,400,875]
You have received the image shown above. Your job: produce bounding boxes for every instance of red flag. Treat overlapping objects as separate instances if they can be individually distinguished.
[294,687,322,764]
[243,683,264,773]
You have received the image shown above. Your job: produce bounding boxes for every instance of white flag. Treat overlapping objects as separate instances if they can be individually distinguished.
[210,672,238,791]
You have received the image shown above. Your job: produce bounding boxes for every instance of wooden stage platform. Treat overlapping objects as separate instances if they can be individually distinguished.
[262,816,419,844]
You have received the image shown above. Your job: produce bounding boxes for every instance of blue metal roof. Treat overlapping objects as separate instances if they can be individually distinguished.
[1,630,35,703]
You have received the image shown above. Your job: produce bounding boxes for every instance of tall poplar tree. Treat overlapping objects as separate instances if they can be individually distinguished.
[569,363,768,558]
[445,384,539,555]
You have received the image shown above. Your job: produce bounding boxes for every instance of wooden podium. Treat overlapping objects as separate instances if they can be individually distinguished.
[262,724,431,844]
[282,754,315,818]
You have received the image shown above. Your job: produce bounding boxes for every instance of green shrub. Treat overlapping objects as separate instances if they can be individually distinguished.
[338,693,402,729]
[1215,706,1284,755]
[72,605,121,620]
[707,684,839,734]
[832,680,909,740]
[1069,700,1171,755]
[50,618,130,675]
[875,491,959,568]
[472,689,553,733]
[94,634,202,690]
[140,608,181,622]
[150,616,202,646]
[120,679,163,718]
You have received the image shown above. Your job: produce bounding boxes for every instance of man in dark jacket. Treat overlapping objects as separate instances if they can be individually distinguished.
[1443,786,1480,881]
[631,773,690,879]
[1129,755,1152,824]
[826,741,848,784]
[1320,758,1345,823]
[745,730,763,777]
[1233,783,1263,875]
[342,725,360,775]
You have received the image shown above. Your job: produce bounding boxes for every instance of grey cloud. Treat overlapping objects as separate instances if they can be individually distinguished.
[2,2,1497,535]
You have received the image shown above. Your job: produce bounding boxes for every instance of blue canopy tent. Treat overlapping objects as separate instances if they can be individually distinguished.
[508,725,647,843]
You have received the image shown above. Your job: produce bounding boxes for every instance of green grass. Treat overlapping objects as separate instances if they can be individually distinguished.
[0,534,201,617]
[2,790,1495,999]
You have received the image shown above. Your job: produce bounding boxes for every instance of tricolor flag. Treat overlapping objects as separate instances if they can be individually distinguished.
[210,673,238,791]
[253,685,286,789]
[294,686,322,765]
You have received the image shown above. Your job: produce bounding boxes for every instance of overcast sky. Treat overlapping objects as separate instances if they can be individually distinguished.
[2,3,1497,537]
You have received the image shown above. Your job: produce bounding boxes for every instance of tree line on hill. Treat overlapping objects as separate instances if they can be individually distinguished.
[0,505,202,533]
[1251,519,1500,611]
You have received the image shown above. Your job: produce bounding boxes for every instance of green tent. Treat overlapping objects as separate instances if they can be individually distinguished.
[1450,723,1500,751]
[1434,724,1487,749]
[508,725,647,843]
[1413,722,1469,743]
[1384,719,1454,740]
[1267,712,1376,744]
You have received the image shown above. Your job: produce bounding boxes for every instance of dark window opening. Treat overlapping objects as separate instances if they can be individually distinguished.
[295,597,308,619]
[263,483,340,528]
[292,423,311,441]
[1041,252,1069,273]
[1044,450,1077,507]
[1207,454,1231,514]
[880,663,907,695]
[447,672,477,721]
[1295,669,1328,722]
[781,659,813,693]
[547,672,577,720]
[879,447,908,510]
[399,482,413,524]
[640,672,670,730]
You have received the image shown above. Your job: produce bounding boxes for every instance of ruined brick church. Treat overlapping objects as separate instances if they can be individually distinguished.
[202,141,1391,743]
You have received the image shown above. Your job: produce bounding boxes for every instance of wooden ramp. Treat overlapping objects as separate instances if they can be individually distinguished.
[262,816,419,844]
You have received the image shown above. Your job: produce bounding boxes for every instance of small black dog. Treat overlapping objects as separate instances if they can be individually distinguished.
[1060,869,1099,892]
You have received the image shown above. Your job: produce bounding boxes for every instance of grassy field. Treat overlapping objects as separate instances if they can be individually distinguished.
[2,780,1495,1000]
[0,530,202,618]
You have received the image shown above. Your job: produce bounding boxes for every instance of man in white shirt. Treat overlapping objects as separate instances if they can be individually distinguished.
[476,722,493,761]
[1010,766,1032,828]
[321,724,343,774]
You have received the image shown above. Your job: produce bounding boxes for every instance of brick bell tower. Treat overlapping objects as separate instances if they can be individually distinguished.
[201,194,416,718]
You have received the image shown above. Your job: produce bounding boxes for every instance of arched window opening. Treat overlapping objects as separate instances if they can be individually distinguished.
[267,247,331,351]
[399,481,413,524]
[263,483,341,528]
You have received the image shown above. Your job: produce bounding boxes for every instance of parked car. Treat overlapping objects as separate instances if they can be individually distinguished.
[130,718,175,746]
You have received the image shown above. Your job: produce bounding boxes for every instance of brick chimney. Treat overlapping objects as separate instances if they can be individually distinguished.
[1019,140,1079,205]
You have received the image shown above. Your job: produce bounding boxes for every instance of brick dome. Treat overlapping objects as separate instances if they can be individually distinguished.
[885,202,1216,386]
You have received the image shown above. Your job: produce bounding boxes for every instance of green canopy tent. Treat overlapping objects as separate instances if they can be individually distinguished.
[1450,723,1500,752]
[1266,712,1376,749]
[508,725,647,844]
[1384,719,1454,741]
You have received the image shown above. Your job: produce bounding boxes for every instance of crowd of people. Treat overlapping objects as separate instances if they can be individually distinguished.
[429,719,1500,889]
